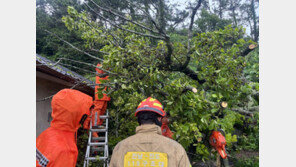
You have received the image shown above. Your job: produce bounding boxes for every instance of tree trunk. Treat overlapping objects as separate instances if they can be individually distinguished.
[158,0,166,31]
[247,17,254,38]
[230,0,238,26]
[219,0,223,18]
[144,0,151,27]
[251,0,258,42]
[129,5,136,20]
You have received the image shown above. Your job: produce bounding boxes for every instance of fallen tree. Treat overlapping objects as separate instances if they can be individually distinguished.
[51,0,260,163]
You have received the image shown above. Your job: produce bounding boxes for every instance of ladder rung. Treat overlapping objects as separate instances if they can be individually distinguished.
[92,137,105,141]
[87,157,108,161]
[84,111,109,167]
[99,115,109,119]
[91,147,104,152]
[89,142,106,146]
[91,128,107,132]
[92,125,105,129]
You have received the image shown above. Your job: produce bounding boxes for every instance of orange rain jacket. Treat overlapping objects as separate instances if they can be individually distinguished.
[36,89,93,167]
[93,63,110,125]
[84,63,110,130]
[83,64,110,141]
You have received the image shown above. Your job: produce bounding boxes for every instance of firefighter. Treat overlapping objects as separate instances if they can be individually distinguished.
[36,89,93,167]
[109,97,191,167]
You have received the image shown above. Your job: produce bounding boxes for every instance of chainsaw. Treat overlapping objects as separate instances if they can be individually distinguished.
[209,129,230,167]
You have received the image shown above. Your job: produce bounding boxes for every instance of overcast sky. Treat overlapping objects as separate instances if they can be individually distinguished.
[168,0,259,35]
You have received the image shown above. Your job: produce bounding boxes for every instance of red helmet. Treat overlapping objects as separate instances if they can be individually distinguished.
[135,97,166,117]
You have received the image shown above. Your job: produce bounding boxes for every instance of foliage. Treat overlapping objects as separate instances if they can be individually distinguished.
[212,0,229,19]
[195,9,232,33]
[234,156,259,167]
[237,112,259,151]
[244,48,259,82]
[62,6,259,161]
[76,127,89,167]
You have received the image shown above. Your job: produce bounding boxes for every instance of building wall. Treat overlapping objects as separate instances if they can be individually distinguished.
[36,74,70,137]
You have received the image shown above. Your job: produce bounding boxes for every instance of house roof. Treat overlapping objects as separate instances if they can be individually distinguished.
[36,54,95,96]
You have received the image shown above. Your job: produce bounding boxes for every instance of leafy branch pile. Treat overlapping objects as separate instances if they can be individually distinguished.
[63,6,258,164]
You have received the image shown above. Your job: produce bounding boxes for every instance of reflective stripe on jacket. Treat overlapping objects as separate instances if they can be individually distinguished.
[109,124,191,167]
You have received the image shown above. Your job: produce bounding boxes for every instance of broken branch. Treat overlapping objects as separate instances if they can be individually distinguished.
[85,3,165,40]
[88,0,160,35]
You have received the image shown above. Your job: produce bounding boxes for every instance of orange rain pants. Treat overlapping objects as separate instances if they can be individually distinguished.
[36,89,93,167]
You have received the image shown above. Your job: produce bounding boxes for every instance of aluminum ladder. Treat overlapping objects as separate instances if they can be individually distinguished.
[83,110,109,167]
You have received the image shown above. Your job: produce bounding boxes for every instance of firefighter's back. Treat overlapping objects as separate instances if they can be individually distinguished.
[109,124,191,167]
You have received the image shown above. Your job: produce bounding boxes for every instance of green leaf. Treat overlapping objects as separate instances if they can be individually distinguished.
[97,91,103,99]
[167,101,173,105]
[121,84,127,89]
[211,108,217,113]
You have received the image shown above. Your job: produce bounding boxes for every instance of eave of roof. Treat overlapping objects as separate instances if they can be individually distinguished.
[36,54,95,96]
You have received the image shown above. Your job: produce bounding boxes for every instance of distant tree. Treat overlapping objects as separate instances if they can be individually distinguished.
[250,0,259,42]
[36,0,84,58]
[212,0,229,19]
[200,0,211,11]
[36,0,103,74]
[195,9,232,33]
[240,0,259,42]
[228,0,242,26]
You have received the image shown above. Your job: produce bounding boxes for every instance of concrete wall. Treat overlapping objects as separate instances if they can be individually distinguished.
[36,72,72,137]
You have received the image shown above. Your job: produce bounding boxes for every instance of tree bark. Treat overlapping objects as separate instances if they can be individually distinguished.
[181,67,206,84]
[144,0,152,28]
[251,0,258,42]
[129,3,136,20]
[158,0,166,31]
[230,0,238,26]
[184,0,203,69]
[218,0,223,19]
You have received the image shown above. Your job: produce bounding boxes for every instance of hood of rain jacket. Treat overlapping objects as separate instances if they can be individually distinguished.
[50,89,93,132]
